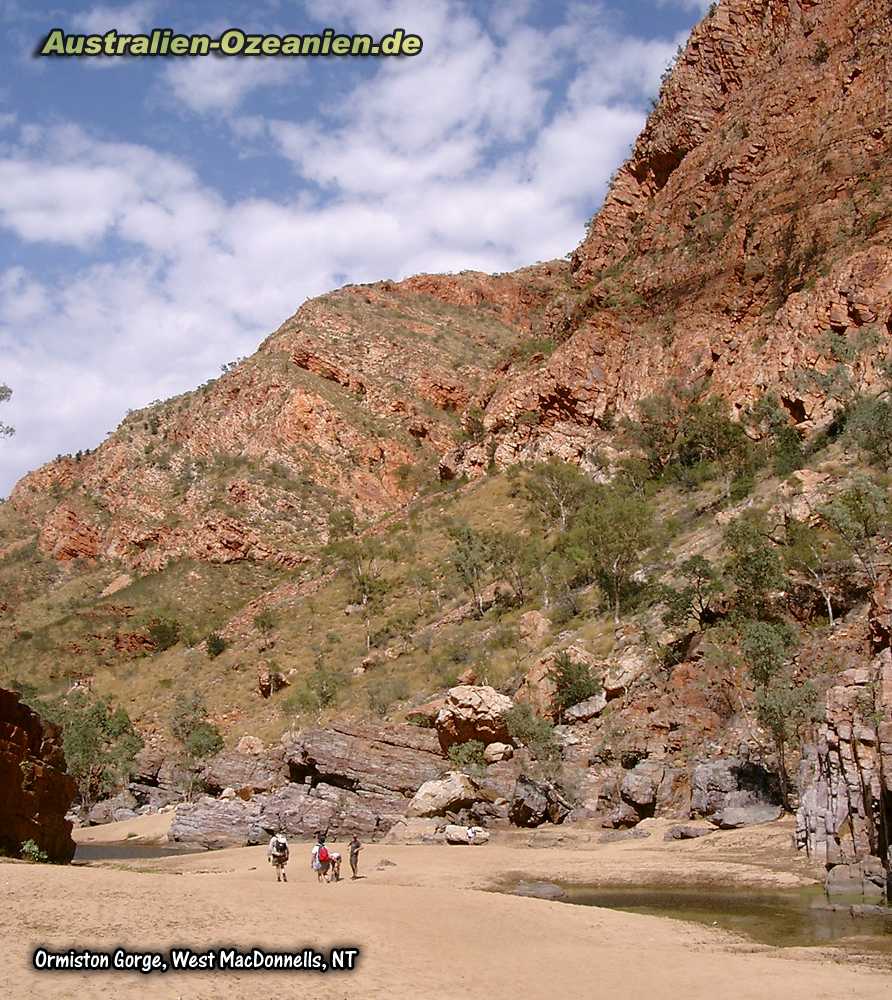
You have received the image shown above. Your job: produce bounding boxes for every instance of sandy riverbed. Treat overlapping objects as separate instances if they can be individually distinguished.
[1,816,887,1000]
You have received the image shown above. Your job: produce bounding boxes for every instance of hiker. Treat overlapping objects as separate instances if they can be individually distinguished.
[328,850,342,882]
[349,835,362,879]
[267,831,289,882]
[312,833,331,882]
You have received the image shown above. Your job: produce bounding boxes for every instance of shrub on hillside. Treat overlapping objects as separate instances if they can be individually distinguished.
[504,704,559,762]
[447,739,487,777]
[548,651,601,718]
[148,618,180,652]
[206,632,226,658]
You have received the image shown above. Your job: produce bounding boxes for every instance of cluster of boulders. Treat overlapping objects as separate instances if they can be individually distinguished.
[158,675,790,848]
[0,688,77,862]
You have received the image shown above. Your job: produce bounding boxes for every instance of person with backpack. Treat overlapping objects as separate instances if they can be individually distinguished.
[267,831,289,883]
[312,833,331,882]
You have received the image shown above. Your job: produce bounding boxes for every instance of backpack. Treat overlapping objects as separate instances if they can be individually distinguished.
[318,845,330,863]
[272,837,288,858]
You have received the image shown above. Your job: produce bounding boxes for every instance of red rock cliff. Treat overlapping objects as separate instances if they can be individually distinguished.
[0,689,77,863]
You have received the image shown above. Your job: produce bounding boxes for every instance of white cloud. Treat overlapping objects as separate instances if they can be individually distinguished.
[71,1,157,35]
[0,1,690,494]
[656,0,711,12]
[162,56,301,114]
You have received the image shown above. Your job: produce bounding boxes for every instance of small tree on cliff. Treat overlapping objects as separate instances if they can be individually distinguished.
[548,651,602,721]
[817,478,889,586]
[739,619,810,810]
[520,458,593,531]
[46,692,143,813]
[446,522,492,618]
[326,534,389,649]
[0,383,13,438]
[754,672,817,811]
[660,554,723,632]
[483,528,537,606]
[723,515,785,616]
[169,691,223,797]
[560,483,654,622]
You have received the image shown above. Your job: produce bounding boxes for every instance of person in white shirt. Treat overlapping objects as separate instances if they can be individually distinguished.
[267,832,289,882]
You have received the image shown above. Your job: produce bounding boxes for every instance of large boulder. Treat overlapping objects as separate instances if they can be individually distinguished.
[405,696,447,728]
[483,742,514,764]
[259,781,405,839]
[284,722,448,797]
[0,688,77,863]
[509,775,572,827]
[169,796,262,848]
[513,660,559,721]
[435,686,514,751]
[825,859,887,902]
[715,804,783,829]
[383,817,444,844]
[620,760,664,816]
[201,745,288,796]
[444,824,490,845]
[564,693,608,724]
[691,757,780,825]
[407,771,484,818]
[87,789,139,825]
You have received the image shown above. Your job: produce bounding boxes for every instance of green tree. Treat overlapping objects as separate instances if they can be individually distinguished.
[723,516,785,615]
[817,478,889,585]
[327,535,389,649]
[327,507,356,542]
[253,609,276,635]
[548,651,601,719]
[740,620,796,688]
[504,703,560,766]
[624,385,751,489]
[0,383,13,438]
[843,395,892,467]
[46,692,143,813]
[660,554,723,631]
[749,394,804,476]
[784,520,847,626]
[561,483,654,621]
[483,529,538,605]
[796,327,880,409]
[447,522,492,617]
[170,691,223,780]
[755,672,816,810]
[622,382,696,477]
[520,458,593,530]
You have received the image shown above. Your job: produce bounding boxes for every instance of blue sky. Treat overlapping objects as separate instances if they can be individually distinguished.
[0,0,709,495]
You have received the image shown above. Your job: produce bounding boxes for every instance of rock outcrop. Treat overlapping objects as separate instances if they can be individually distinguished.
[797,570,892,898]
[407,771,485,818]
[0,689,77,862]
[171,723,451,846]
[434,686,515,751]
[443,0,892,478]
[509,775,573,828]
[691,757,782,827]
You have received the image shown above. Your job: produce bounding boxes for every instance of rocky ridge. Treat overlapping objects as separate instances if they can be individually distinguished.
[0,688,76,862]
[0,0,890,895]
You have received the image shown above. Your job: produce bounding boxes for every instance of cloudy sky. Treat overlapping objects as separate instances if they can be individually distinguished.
[0,0,709,495]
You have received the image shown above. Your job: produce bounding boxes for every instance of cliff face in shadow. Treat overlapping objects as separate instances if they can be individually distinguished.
[0,688,76,862]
